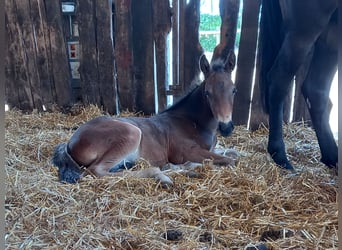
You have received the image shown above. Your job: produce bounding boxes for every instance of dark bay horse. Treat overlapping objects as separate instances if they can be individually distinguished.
[258,0,338,170]
[53,50,238,185]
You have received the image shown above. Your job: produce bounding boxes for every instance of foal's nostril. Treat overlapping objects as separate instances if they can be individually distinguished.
[218,122,234,137]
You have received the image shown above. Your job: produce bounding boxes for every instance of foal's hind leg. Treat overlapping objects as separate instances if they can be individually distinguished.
[301,19,338,168]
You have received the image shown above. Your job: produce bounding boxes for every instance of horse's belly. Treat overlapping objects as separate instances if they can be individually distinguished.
[138,145,168,167]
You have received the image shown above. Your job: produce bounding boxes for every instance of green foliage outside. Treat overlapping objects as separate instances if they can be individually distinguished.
[199,14,221,52]
[199,13,241,52]
[200,14,221,31]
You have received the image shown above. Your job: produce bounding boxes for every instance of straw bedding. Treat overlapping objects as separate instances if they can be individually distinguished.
[5,105,337,249]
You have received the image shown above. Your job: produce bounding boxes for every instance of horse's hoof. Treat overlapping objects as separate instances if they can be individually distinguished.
[183,170,202,178]
[279,161,295,171]
[224,148,240,159]
[155,173,174,187]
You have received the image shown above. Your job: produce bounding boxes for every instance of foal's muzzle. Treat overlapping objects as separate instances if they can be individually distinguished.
[218,121,234,137]
[58,165,82,183]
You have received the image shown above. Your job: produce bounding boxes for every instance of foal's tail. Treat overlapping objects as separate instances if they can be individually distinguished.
[52,143,80,169]
[257,0,284,113]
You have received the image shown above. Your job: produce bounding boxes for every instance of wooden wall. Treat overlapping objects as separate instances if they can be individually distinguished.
[5,0,204,115]
[5,0,311,128]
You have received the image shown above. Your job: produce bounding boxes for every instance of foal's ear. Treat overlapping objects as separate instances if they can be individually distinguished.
[224,50,236,72]
[199,54,210,78]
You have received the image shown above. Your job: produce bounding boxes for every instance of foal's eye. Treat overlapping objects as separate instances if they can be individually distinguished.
[232,88,237,95]
[204,90,210,97]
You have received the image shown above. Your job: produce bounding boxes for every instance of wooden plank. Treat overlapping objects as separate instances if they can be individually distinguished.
[45,0,72,110]
[131,0,155,114]
[76,0,101,106]
[15,0,43,110]
[232,0,260,126]
[249,70,269,130]
[95,1,117,114]
[249,2,269,131]
[30,0,55,110]
[5,0,20,108]
[214,0,240,60]
[178,0,185,93]
[283,81,294,123]
[292,54,312,123]
[152,0,172,112]
[6,0,34,111]
[293,81,310,123]
[113,0,134,112]
[172,0,179,88]
[183,0,203,91]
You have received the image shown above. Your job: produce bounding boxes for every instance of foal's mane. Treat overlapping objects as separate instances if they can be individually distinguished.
[159,82,204,114]
[160,58,226,114]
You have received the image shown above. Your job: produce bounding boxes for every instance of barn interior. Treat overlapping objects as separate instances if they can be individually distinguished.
[5,0,338,249]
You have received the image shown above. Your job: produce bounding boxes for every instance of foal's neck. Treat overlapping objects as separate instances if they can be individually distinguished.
[173,82,218,132]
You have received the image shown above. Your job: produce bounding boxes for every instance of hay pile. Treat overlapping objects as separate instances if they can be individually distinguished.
[5,105,337,249]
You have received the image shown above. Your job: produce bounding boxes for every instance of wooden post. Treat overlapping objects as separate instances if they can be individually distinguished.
[292,54,312,124]
[114,0,134,112]
[172,0,179,89]
[76,0,101,106]
[15,0,43,110]
[95,1,118,114]
[232,0,261,126]
[153,0,172,112]
[171,0,187,100]
[131,0,155,114]
[178,0,185,93]
[30,0,55,110]
[183,0,203,91]
[45,0,72,110]
[5,0,27,110]
[283,81,294,123]
[213,0,240,60]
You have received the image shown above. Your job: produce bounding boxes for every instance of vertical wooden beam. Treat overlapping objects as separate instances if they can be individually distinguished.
[249,0,271,130]
[178,0,185,92]
[15,0,43,110]
[213,0,240,60]
[95,1,117,114]
[153,0,172,112]
[114,0,134,112]
[45,0,72,110]
[292,53,312,124]
[30,0,55,110]
[249,66,269,130]
[232,0,261,126]
[183,0,203,91]
[283,81,294,123]
[76,0,101,106]
[172,0,179,87]
[131,0,155,114]
[5,0,23,109]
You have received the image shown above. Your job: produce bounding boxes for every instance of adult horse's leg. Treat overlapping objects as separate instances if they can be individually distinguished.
[267,34,317,169]
[301,13,338,169]
[265,1,336,170]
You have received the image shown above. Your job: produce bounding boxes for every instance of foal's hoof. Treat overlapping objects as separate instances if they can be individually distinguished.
[183,170,202,178]
[155,173,174,188]
[224,148,240,159]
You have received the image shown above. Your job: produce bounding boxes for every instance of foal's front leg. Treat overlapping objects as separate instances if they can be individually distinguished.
[186,148,238,166]
[110,167,174,186]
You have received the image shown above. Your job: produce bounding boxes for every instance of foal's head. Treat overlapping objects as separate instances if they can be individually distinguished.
[200,50,236,137]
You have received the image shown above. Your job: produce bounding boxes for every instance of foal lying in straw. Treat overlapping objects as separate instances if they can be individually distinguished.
[53,51,239,186]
